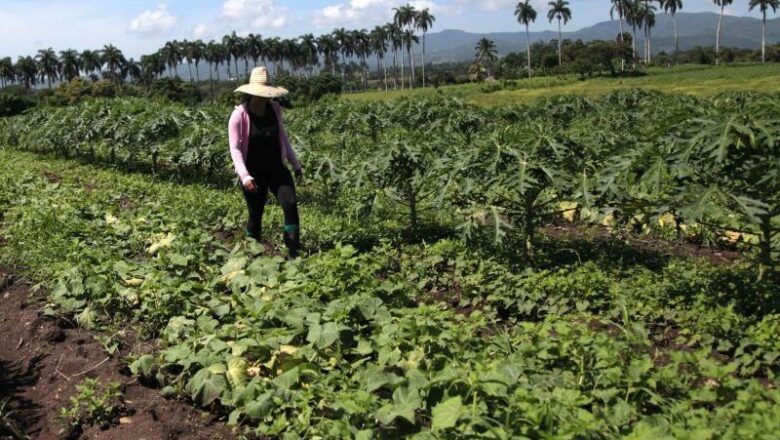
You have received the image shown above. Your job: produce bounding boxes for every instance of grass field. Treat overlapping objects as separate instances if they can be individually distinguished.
[346,63,780,106]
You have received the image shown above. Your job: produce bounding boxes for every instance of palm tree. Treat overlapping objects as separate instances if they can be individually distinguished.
[660,0,683,64]
[713,0,734,65]
[624,1,641,63]
[299,34,318,76]
[161,41,181,78]
[36,48,60,88]
[181,40,194,81]
[415,8,435,87]
[265,37,282,76]
[386,23,403,90]
[102,44,125,85]
[547,0,572,66]
[191,40,206,82]
[334,28,351,86]
[122,58,142,83]
[351,30,371,89]
[317,34,339,76]
[474,38,498,78]
[402,30,419,89]
[59,49,81,82]
[245,34,265,72]
[80,50,102,79]
[223,32,243,79]
[637,1,657,63]
[281,38,299,74]
[204,40,226,91]
[370,26,389,90]
[0,57,15,89]
[749,0,779,63]
[394,4,417,87]
[610,0,629,41]
[515,1,537,79]
[610,0,631,70]
[15,56,38,90]
[141,53,164,79]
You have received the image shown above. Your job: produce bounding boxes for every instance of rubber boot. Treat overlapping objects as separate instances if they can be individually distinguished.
[245,227,260,241]
[283,225,300,258]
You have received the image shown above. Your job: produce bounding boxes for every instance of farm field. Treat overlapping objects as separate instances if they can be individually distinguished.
[1,88,780,439]
[347,64,780,107]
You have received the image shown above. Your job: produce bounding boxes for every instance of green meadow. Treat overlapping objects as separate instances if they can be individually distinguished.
[346,63,780,106]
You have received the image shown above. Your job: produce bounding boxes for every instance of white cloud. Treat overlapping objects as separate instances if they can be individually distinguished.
[221,0,288,29]
[194,24,210,37]
[312,0,457,29]
[128,4,177,34]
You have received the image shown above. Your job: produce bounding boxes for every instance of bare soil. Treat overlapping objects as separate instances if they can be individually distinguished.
[0,271,236,440]
[542,223,743,265]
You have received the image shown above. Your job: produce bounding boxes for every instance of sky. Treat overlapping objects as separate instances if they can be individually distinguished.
[0,0,770,59]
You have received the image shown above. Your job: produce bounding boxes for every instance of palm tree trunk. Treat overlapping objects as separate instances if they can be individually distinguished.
[187,62,192,81]
[557,17,562,66]
[208,63,214,95]
[526,25,532,79]
[195,62,201,82]
[762,14,767,63]
[383,53,388,91]
[647,28,652,64]
[673,13,679,64]
[233,57,239,79]
[393,47,399,90]
[216,62,221,82]
[716,5,724,65]
[619,15,625,71]
[376,54,382,88]
[400,47,405,90]
[422,32,427,87]
[409,46,415,88]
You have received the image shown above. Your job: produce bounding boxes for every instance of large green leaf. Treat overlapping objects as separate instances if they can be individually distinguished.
[431,396,463,431]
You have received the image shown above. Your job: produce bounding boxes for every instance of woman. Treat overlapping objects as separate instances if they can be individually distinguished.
[228,66,303,257]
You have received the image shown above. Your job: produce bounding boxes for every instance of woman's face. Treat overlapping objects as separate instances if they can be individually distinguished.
[249,95,267,106]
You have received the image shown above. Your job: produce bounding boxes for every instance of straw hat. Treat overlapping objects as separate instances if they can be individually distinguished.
[234,67,288,98]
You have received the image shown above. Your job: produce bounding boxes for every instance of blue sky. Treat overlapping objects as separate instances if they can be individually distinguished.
[0,0,770,59]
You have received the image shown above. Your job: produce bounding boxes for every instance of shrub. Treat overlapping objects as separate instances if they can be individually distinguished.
[0,92,35,117]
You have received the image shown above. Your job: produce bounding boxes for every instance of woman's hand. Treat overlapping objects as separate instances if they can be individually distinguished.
[243,179,258,193]
[294,169,303,182]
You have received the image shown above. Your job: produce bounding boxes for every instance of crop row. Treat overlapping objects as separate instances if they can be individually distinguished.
[1,149,779,438]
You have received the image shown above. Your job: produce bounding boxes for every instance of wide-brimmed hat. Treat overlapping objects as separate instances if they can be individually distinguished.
[234,67,288,98]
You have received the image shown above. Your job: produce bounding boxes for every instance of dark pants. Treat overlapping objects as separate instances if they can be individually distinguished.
[241,167,300,254]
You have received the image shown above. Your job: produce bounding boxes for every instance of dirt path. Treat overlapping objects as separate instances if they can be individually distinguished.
[0,271,236,440]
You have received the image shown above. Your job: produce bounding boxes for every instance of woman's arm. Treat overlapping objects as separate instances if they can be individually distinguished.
[274,103,302,171]
[228,109,253,184]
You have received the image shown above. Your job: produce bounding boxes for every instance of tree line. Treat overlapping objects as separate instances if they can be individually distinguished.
[511,0,779,79]
[0,5,435,93]
[0,1,778,93]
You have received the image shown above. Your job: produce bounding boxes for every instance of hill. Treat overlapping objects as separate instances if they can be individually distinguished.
[422,12,780,63]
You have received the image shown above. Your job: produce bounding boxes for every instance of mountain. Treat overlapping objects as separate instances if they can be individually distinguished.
[421,12,780,63]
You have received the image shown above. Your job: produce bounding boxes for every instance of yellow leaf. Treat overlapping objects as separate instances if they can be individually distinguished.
[124,278,144,287]
[278,345,298,355]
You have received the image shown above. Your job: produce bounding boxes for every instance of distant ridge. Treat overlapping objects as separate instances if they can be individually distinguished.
[420,12,780,63]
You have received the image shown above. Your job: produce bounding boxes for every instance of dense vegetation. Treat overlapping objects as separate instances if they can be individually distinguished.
[1,89,779,438]
[1,90,778,268]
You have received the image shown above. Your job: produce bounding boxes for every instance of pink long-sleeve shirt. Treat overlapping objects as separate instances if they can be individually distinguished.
[228,102,301,185]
